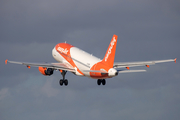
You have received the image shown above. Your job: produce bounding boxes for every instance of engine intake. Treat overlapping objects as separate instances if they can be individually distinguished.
[39,67,54,76]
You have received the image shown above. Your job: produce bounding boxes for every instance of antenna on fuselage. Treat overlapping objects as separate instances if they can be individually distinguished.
[65,41,66,43]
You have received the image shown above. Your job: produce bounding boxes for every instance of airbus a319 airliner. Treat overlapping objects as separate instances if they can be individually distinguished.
[5,35,176,86]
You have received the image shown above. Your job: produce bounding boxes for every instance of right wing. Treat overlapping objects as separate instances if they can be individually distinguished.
[114,58,176,73]
[114,58,176,69]
[5,59,75,72]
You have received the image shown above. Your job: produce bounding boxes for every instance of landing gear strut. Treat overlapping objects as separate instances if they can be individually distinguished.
[97,79,106,85]
[59,70,68,86]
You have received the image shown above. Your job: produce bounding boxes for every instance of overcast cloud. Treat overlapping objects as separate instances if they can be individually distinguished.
[0,0,180,120]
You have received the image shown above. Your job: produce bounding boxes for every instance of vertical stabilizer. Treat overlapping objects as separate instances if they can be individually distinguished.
[102,34,118,68]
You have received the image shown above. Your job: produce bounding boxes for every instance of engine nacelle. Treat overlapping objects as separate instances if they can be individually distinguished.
[38,67,54,76]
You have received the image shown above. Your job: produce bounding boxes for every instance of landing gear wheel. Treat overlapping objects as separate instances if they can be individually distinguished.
[64,79,68,86]
[59,79,63,86]
[102,79,106,85]
[97,79,106,85]
[97,79,101,85]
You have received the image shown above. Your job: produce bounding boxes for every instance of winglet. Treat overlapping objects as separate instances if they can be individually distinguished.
[5,59,8,64]
[174,58,177,63]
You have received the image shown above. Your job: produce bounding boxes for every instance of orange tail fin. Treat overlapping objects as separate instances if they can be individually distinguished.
[102,34,118,68]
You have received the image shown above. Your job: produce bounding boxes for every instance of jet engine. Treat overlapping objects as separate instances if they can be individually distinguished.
[38,67,54,76]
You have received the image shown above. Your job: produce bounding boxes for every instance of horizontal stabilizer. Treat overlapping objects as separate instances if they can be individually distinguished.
[82,70,108,73]
[118,70,146,73]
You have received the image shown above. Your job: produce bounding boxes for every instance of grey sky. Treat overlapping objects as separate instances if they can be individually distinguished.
[0,0,180,120]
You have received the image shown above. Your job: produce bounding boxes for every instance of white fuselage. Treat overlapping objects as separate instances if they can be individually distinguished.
[52,47,101,77]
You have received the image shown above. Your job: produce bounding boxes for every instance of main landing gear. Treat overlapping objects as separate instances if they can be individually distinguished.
[97,79,106,85]
[59,70,68,86]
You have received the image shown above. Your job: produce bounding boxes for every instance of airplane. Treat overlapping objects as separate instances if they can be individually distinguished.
[5,34,177,86]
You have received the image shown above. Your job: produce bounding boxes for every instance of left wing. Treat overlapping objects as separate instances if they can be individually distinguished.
[5,59,75,72]
[114,58,177,69]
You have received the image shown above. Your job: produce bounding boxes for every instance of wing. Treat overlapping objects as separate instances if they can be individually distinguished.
[5,59,75,72]
[114,58,177,69]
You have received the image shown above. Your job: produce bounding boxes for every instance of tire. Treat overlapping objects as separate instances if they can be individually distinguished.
[102,79,106,85]
[97,79,101,85]
[59,79,63,86]
[64,79,68,86]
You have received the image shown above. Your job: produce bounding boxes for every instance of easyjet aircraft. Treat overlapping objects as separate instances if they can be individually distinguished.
[5,35,176,86]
